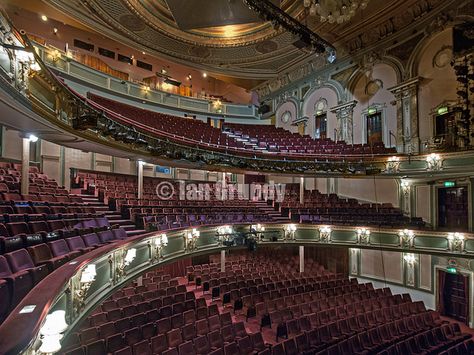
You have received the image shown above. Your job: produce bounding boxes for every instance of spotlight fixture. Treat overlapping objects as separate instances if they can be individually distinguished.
[41,15,48,22]
[243,0,334,56]
[53,28,58,34]
[202,72,207,78]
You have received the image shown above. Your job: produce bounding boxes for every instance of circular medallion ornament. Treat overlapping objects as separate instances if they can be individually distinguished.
[188,46,211,59]
[255,40,278,54]
[433,46,453,69]
[281,111,291,123]
[119,14,147,32]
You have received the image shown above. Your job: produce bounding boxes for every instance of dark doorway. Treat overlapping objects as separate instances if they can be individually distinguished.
[438,187,468,231]
[435,113,456,147]
[366,112,383,145]
[315,113,327,139]
[438,270,470,325]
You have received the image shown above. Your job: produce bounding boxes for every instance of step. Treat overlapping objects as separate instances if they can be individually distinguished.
[126,229,147,237]
[121,224,138,231]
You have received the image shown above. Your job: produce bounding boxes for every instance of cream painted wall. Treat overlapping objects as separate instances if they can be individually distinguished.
[302,87,339,139]
[351,63,398,146]
[114,157,133,175]
[360,249,403,284]
[416,185,432,225]
[2,128,22,160]
[416,28,457,143]
[40,141,61,185]
[275,101,298,134]
[337,178,399,207]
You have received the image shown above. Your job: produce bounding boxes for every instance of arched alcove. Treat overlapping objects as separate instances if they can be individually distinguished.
[275,99,299,134]
[413,28,457,144]
[302,87,339,139]
[351,63,398,146]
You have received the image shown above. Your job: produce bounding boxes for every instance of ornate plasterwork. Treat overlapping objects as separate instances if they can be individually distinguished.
[256,0,465,100]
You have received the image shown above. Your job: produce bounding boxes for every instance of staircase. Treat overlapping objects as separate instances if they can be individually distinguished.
[252,200,290,223]
[73,194,146,237]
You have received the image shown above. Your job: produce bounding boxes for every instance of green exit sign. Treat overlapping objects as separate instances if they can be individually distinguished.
[444,181,456,187]
[447,266,457,274]
[437,106,448,115]
[368,107,377,115]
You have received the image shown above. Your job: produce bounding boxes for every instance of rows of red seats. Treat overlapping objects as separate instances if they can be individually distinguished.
[87,93,398,159]
[0,222,128,323]
[223,123,397,156]
[87,94,246,150]
[59,253,472,355]
[276,184,425,229]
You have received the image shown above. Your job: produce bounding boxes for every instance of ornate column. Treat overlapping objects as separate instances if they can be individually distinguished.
[21,138,30,195]
[330,100,357,144]
[388,78,420,154]
[299,246,304,273]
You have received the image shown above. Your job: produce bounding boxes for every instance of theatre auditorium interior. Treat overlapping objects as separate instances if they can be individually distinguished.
[1,0,474,354]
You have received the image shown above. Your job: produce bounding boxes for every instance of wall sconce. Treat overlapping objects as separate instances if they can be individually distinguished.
[426,153,442,171]
[403,253,417,286]
[39,310,68,354]
[216,225,233,246]
[117,248,137,278]
[386,156,400,173]
[250,224,265,241]
[213,99,222,113]
[319,226,332,243]
[401,180,410,195]
[73,264,96,313]
[154,234,168,260]
[356,228,370,244]
[184,228,200,252]
[284,224,297,241]
[447,232,465,252]
[50,49,61,63]
[399,229,415,248]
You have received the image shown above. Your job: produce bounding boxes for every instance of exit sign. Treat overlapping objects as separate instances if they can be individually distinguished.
[447,266,457,274]
[368,107,377,115]
[437,106,448,115]
[444,181,456,187]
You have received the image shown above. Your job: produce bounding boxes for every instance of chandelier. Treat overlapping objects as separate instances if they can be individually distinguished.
[303,0,369,24]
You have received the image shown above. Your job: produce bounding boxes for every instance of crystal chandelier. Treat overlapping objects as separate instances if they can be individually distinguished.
[303,0,369,24]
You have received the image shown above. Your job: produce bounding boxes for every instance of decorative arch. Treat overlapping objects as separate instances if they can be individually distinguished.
[302,80,344,103]
[275,98,299,133]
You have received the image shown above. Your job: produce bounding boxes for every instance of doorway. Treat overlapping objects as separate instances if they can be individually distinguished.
[315,113,327,139]
[366,112,383,145]
[434,112,456,147]
[438,270,470,325]
[437,187,468,231]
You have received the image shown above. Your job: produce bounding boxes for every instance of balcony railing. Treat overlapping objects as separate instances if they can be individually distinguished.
[0,222,473,355]
[33,44,259,119]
